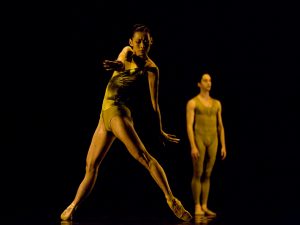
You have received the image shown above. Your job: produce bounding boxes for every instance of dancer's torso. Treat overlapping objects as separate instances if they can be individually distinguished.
[193,96,219,136]
[102,67,154,111]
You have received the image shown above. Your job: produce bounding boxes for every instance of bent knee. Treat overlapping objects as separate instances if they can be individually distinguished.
[136,152,155,168]
[85,161,99,174]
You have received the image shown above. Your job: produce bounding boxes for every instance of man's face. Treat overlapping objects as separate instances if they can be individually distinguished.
[198,74,212,91]
[129,31,152,58]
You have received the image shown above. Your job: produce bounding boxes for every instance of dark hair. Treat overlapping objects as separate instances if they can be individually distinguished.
[200,72,211,80]
[131,24,151,38]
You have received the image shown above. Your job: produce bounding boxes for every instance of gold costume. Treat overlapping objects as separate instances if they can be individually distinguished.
[101,67,147,131]
[193,96,219,150]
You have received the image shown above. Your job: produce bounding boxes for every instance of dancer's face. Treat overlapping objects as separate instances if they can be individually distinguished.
[129,31,152,59]
[198,74,212,91]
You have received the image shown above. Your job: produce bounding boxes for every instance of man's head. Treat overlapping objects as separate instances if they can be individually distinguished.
[129,24,153,59]
[197,73,212,92]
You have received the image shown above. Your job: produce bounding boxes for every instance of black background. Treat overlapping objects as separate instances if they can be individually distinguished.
[2,1,300,224]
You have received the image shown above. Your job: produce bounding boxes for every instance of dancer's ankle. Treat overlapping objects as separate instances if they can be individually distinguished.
[165,194,174,202]
[69,203,76,208]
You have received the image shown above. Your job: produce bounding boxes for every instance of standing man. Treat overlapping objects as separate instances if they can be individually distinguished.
[186,73,227,216]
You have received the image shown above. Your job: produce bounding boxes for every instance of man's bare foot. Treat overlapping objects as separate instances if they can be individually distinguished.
[202,207,216,216]
[195,204,205,215]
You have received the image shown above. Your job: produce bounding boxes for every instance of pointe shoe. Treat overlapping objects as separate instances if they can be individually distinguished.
[167,197,193,222]
[60,204,77,221]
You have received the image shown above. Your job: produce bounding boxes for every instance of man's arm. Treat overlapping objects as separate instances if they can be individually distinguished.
[217,100,227,160]
[186,99,199,160]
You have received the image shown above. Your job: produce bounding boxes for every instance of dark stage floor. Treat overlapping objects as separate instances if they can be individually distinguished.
[6,216,232,225]
[58,215,220,225]
[6,210,297,225]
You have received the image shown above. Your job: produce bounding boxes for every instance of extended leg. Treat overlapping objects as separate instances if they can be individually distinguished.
[110,116,192,222]
[61,117,115,220]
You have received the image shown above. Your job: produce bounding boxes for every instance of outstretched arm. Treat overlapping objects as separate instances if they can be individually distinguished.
[148,68,180,144]
[103,46,133,71]
[217,100,227,160]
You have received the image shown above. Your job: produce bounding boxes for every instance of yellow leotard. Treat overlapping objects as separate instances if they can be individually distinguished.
[101,67,147,131]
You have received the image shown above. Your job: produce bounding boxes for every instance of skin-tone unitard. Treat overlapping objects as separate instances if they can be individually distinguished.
[186,73,227,216]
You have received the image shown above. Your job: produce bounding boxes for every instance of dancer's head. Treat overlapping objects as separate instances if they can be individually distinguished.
[129,24,153,59]
[197,73,212,92]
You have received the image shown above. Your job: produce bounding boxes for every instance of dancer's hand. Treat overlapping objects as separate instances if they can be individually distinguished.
[191,147,200,160]
[221,147,227,160]
[103,60,124,71]
[161,130,180,145]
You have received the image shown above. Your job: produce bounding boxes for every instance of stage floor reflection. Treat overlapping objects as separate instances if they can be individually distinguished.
[59,215,219,225]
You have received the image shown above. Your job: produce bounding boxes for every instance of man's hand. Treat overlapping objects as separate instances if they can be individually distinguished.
[221,147,227,160]
[191,147,200,160]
